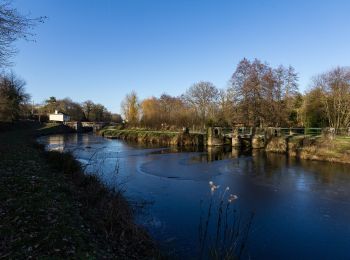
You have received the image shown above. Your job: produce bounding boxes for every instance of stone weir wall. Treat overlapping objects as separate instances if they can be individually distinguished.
[99,129,205,147]
[64,122,107,133]
[264,135,350,164]
[265,136,290,153]
[99,127,350,164]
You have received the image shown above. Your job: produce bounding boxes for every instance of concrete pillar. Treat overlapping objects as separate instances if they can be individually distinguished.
[231,128,241,147]
[232,136,241,147]
[207,127,224,146]
[75,121,82,133]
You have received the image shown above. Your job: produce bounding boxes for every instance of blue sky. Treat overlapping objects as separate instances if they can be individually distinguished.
[12,0,350,113]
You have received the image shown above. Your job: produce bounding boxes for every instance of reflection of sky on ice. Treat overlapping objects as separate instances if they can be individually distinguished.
[38,133,350,259]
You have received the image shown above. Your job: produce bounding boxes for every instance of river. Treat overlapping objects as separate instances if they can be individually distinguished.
[38,133,350,259]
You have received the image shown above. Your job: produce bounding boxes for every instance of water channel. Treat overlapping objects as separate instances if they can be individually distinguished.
[38,133,350,259]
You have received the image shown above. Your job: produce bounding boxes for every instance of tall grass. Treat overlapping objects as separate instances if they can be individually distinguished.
[42,144,158,257]
[199,182,254,259]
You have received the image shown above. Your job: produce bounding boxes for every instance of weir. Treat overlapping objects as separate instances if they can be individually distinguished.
[81,122,107,132]
[64,121,107,133]
[207,126,258,148]
[206,127,309,148]
[64,121,82,132]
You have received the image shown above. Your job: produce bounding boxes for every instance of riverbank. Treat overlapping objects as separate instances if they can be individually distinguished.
[0,122,158,258]
[99,128,204,146]
[100,127,350,164]
[266,135,350,164]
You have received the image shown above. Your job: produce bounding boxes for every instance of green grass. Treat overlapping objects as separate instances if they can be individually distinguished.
[297,135,350,163]
[0,122,157,258]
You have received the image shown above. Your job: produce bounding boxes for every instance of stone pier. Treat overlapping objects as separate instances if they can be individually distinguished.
[64,121,82,132]
[231,128,241,147]
[207,127,224,146]
[251,128,266,149]
[206,126,294,149]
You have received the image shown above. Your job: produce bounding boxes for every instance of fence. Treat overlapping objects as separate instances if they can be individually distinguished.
[191,127,350,137]
[280,128,323,136]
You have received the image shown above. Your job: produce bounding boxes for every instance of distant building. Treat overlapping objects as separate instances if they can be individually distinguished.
[49,110,70,122]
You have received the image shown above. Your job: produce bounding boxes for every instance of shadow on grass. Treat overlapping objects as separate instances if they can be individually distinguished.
[38,139,160,258]
[0,121,161,258]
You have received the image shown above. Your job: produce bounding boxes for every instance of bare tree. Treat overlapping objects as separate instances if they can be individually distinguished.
[229,58,299,127]
[140,96,161,128]
[300,88,326,127]
[183,81,219,128]
[313,67,350,128]
[121,91,140,125]
[230,59,270,126]
[0,71,29,121]
[82,100,94,121]
[0,1,45,67]
[91,103,109,122]
[140,94,192,129]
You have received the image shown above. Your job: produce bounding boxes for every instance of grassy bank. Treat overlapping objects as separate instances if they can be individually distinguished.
[0,122,157,258]
[298,136,350,164]
[266,135,350,164]
[100,128,204,146]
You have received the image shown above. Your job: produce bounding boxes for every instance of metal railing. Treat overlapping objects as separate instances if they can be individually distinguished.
[191,126,350,137]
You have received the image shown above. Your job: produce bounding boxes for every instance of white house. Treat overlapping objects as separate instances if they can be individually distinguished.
[49,110,70,122]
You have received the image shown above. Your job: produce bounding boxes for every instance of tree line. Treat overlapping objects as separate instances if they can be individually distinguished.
[121,58,350,130]
[1,2,350,130]
[1,58,349,128]
[0,72,122,123]
[35,96,122,123]
[0,3,121,123]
